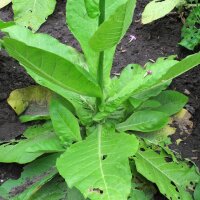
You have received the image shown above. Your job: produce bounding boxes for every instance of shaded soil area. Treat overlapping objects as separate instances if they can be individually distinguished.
[0,0,199,199]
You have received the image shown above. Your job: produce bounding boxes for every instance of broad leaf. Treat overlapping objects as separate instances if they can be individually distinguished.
[0,154,59,200]
[66,0,134,86]
[84,0,99,18]
[0,0,11,9]
[3,38,102,97]
[50,96,82,145]
[57,125,139,200]
[134,146,200,200]
[1,23,87,69]
[30,176,68,200]
[116,110,169,132]
[142,0,181,24]
[90,0,136,51]
[151,90,188,116]
[12,0,56,32]
[0,122,64,164]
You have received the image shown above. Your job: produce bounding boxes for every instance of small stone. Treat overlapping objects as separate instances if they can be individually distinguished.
[184,89,190,95]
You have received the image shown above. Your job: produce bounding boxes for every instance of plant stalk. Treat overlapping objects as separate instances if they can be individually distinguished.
[96,0,105,110]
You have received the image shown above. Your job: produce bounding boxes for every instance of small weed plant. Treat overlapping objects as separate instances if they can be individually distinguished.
[0,0,200,199]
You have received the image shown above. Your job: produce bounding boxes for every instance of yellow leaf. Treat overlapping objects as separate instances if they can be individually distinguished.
[7,86,51,115]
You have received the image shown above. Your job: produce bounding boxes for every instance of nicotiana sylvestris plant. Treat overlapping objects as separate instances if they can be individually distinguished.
[0,0,200,199]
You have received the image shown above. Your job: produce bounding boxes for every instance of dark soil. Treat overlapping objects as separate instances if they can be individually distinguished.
[0,0,199,199]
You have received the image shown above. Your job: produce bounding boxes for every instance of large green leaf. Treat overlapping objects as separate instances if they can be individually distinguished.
[3,38,102,97]
[150,90,188,116]
[1,23,87,69]
[66,0,133,86]
[116,110,169,132]
[142,0,181,24]
[134,146,200,200]
[95,53,200,121]
[0,122,64,164]
[50,96,82,145]
[57,125,139,200]
[12,0,56,32]
[0,0,11,9]
[90,0,136,51]
[0,154,59,200]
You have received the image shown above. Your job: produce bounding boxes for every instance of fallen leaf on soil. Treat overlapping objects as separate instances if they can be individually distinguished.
[7,85,51,116]
[172,109,193,135]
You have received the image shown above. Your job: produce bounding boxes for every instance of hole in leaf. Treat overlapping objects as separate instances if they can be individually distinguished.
[89,188,103,194]
[102,155,107,160]
[140,148,145,152]
[165,157,173,162]
[155,150,161,154]
[170,181,179,192]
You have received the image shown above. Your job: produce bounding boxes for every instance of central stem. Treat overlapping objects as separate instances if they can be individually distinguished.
[96,0,105,110]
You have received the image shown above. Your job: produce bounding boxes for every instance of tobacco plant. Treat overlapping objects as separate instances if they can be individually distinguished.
[0,0,200,199]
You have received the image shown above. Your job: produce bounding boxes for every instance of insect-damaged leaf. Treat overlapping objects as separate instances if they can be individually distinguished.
[0,154,59,200]
[12,0,56,32]
[134,146,200,200]
[50,97,82,145]
[57,125,139,200]
[84,0,99,18]
[116,110,169,132]
[90,0,136,51]
[3,38,102,98]
[0,122,64,164]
